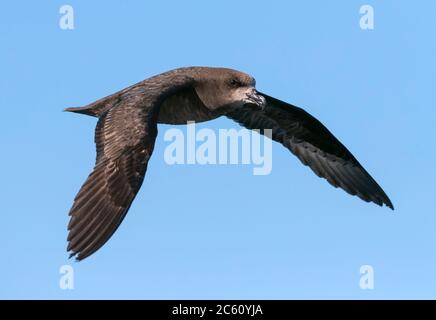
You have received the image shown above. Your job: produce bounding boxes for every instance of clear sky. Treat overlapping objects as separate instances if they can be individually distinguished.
[1,1,435,299]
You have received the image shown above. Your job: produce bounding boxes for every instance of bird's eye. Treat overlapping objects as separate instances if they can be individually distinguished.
[229,79,241,87]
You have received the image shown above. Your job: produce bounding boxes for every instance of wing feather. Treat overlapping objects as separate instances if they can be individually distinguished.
[227,92,393,209]
[67,102,157,260]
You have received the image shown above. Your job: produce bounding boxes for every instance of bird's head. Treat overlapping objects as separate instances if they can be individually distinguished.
[193,67,266,111]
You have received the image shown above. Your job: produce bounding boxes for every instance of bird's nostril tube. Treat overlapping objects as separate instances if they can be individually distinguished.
[246,90,266,108]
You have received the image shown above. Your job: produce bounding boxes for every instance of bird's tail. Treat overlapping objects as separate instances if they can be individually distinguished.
[64,93,117,117]
[64,106,99,117]
[64,82,143,117]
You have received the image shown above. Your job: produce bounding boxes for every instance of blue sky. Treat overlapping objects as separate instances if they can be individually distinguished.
[1,1,435,299]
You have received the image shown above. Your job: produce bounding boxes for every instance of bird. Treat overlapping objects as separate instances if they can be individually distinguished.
[65,66,393,260]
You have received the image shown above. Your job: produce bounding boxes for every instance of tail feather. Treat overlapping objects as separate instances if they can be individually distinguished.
[64,106,99,117]
[64,83,137,117]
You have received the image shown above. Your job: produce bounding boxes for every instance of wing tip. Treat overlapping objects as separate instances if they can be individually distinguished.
[68,251,77,260]
[67,240,85,261]
[68,248,87,262]
[385,199,394,211]
[375,193,394,210]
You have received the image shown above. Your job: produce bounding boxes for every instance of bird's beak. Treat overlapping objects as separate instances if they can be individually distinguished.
[245,89,266,109]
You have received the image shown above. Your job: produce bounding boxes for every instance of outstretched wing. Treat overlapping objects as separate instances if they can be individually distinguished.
[67,97,158,261]
[227,92,393,209]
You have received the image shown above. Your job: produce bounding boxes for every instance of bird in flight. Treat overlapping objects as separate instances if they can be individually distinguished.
[65,66,393,260]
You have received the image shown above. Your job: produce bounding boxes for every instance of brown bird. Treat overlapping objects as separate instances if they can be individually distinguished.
[65,66,393,260]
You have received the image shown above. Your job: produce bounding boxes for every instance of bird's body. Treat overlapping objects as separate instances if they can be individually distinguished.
[66,66,393,260]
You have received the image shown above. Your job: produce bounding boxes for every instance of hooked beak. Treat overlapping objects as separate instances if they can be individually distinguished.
[245,89,266,110]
